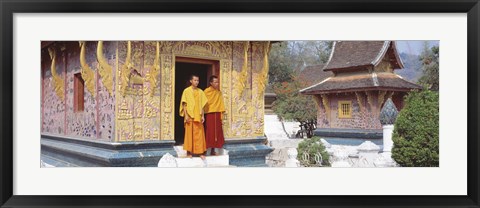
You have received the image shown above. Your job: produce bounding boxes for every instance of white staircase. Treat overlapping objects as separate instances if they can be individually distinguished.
[158,146,230,167]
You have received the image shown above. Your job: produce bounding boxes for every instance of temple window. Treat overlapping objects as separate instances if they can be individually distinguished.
[74,73,85,112]
[338,101,352,118]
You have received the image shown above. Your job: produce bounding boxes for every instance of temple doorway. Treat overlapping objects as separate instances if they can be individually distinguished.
[174,57,219,145]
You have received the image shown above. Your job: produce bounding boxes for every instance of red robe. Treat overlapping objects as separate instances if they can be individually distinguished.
[204,112,224,148]
[204,86,225,148]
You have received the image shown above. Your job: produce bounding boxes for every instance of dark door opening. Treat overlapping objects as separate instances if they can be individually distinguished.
[174,62,210,145]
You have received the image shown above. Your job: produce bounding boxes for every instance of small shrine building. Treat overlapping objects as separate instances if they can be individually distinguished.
[300,41,421,138]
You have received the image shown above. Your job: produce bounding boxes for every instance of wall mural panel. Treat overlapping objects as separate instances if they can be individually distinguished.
[231,41,252,138]
[66,42,97,139]
[160,53,174,140]
[251,42,268,136]
[97,41,116,141]
[42,48,65,135]
[43,41,270,142]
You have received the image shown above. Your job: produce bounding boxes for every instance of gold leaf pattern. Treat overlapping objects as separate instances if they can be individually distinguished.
[121,41,133,96]
[79,41,96,96]
[48,47,65,101]
[96,41,113,95]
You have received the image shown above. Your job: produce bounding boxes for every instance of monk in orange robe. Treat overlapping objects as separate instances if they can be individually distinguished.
[203,76,225,156]
[180,75,208,159]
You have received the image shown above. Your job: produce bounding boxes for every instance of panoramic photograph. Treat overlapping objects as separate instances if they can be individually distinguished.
[40,40,439,168]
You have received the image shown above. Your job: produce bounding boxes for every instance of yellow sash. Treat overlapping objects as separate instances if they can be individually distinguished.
[204,86,225,113]
[179,86,207,120]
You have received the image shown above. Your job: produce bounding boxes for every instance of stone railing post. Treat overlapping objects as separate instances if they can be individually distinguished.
[285,148,300,167]
[375,98,399,167]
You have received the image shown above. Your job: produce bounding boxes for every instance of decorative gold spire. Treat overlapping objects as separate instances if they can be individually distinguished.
[120,41,133,96]
[79,41,96,96]
[259,41,271,94]
[148,41,160,97]
[48,47,65,101]
[96,41,113,95]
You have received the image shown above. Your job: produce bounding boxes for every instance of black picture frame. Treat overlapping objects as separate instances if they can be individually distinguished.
[1,0,479,207]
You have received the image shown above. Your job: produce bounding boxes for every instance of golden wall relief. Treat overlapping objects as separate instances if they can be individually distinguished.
[251,42,268,136]
[161,54,174,140]
[321,94,330,122]
[220,59,233,137]
[96,41,114,96]
[112,41,268,142]
[230,41,251,137]
[172,41,232,59]
[142,41,161,140]
[48,47,65,101]
[366,91,376,114]
[355,92,366,113]
[378,91,387,109]
[375,57,394,73]
[79,41,96,97]
[115,42,134,142]
[120,41,133,96]
[117,41,163,141]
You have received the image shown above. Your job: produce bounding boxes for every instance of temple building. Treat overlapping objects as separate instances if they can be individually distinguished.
[300,41,421,138]
[41,41,273,167]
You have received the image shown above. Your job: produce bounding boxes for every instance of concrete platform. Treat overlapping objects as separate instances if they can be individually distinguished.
[314,128,383,139]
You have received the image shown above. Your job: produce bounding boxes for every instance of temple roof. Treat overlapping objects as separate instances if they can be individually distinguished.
[323,41,404,72]
[296,64,333,86]
[300,72,422,94]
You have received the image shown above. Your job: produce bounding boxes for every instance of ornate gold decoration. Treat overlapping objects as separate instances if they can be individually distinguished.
[238,41,249,96]
[115,43,119,142]
[375,56,394,73]
[48,47,65,101]
[220,59,232,137]
[378,91,387,108]
[120,41,133,96]
[312,95,322,112]
[134,124,142,141]
[160,41,174,53]
[96,41,114,95]
[366,91,375,112]
[355,92,365,112]
[161,54,173,140]
[118,100,133,120]
[170,41,233,60]
[258,41,271,95]
[147,41,160,97]
[321,94,330,121]
[249,42,271,136]
[153,128,159,139]
[79,41,96,96]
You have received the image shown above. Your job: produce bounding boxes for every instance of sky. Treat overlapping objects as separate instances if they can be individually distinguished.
[396,40,439,55]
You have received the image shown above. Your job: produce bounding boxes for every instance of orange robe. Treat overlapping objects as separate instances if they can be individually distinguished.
[179,86,207,154]
[204,86,225,148]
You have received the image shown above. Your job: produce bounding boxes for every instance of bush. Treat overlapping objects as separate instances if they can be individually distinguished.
[391,90,439,167]
[297,137,330,167]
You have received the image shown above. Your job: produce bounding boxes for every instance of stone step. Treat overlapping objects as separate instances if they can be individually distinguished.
[175,155,229,167]
[173,145,229,157]
[159,147,230,167]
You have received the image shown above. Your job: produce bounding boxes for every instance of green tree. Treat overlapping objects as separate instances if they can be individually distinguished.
[272,78,318,138]
[268,42,295,84]
[418,42,439,91]
[268,41,333,86]
[269,41,332,137]
[391,90,439,167]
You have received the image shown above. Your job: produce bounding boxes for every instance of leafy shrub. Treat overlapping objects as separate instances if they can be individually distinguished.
[391,90,439,167]
[297,137,330,167]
